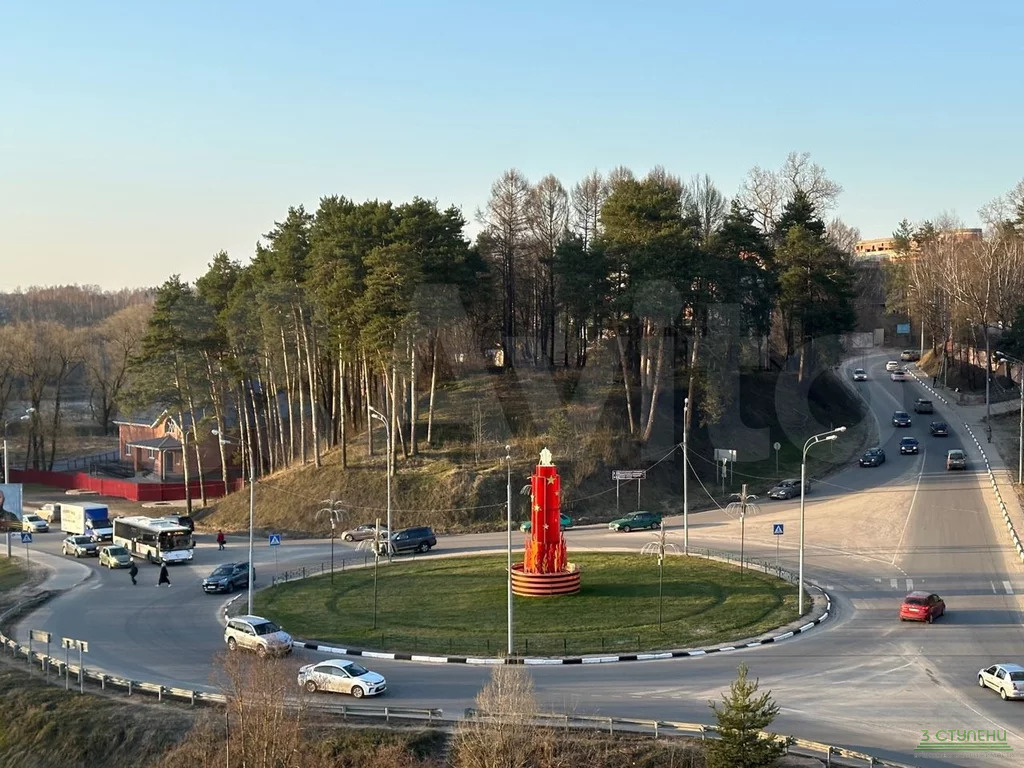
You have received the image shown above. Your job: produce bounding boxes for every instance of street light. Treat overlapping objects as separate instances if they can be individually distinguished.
[3,407,34,484]
[317,497,344,584]
[799,426,846,615]
[505,445,514,656]
[367,406,392,563]
[213,429,255,614]
[682,397,689,555]
[994,351,1024,484]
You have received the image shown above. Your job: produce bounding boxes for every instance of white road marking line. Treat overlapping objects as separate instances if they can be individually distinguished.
[874,578,881,583]
[890,578,898,589]
[1004,581,1014,595]
[891,452,926,567]
[906,579,914,591]
[992,581,998,593]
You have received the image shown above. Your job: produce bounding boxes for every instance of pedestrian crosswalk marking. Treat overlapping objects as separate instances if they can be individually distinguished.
[906,579,914,591]
[890,578,898,589]
[1004,581,1014,595]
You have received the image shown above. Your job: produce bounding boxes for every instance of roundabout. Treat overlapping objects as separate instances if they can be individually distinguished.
[253,553,802,658]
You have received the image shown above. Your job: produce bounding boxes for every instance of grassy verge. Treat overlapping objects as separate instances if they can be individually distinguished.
[256,553,799,656]
[0,557,31,596]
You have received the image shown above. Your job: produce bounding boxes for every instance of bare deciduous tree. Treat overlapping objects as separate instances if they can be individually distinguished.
[738,151,842,232]
[452,663,538,768]
[530,175,570,366]
[570,170,607,250]
[684,173,727,246]
[826,217,861,256]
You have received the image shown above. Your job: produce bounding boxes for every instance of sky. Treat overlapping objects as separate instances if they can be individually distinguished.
[2,1,1023,291]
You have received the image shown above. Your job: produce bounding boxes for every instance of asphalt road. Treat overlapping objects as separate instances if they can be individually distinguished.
[11,351,1024,767]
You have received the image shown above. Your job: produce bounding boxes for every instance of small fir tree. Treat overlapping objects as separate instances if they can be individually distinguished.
[707,663,794,768]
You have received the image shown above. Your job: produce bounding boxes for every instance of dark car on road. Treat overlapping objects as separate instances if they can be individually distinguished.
[930,421,949,436]
[374,526,437,555]
[913,398,934,414]
[767,479,809,500]
[203,562,253,593]
[892,411,912,427]
[860,447,886,467]
[899,437,920,455]
[608,511,662,532]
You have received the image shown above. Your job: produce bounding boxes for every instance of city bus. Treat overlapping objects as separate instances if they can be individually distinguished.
[112,516,194,564]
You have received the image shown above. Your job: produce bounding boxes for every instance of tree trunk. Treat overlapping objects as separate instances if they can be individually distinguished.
[363,356,374,456]
[426,331,439,447]
[279,329,295,465]
[409,342,419,456]
[339,352,347,469]
[616,333,637,434]
[299,307,322,468]
[640,329,666,442]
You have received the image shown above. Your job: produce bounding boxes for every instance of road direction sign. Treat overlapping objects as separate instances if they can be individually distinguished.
[773,442,781,451]
[268,534,282,546]
[20,532,32,544]
[773,523,784,536]
[612,469,646,481]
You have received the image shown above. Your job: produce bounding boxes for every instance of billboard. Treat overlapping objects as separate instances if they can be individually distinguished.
[0,483,25,526]
[896,323,911,335]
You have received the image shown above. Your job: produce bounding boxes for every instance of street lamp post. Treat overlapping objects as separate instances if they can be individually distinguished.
[995,352,1024,484]
[505,445,514,656]
[3,408,34,485]
[214,429,256,614]
[682,397,689,555]
[799,426,846,615]
[368,407,392,563]
[317,498,344,584]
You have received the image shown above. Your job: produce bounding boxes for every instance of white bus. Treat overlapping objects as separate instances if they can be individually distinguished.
[112,516,194,564]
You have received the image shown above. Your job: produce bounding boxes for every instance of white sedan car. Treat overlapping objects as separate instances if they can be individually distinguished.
[297,659,386,698]
[890,370,908,381]
[978,663,1024,700]
[852,368,867,381]
[885,360,900,372]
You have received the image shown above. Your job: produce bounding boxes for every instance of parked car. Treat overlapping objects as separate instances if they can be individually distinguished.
[21,514,49,533]
[946,449,967,470]
[930,421,949,436]
[297,659,386,698]
[767,479,809,500]
[521,513,573,532]
[899,591,945,623]
[899,437,920,455]
[203,562,253,593]
[890,370,908,381]
[61,535,99,558]
[340,524,389,542]
[98,545,133,568]
[860,448,886,467]
[885,361,900,372]
[892,410,912,427]
[900,350,920,362]
[608,511,662,532]
[978,663,1024,700]
[852,368,867,381]
[224,615,292,658]
[913,398,934,414]
[374,526,437,555]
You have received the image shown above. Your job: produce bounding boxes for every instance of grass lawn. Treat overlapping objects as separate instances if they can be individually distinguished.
[256,553,800,656]
[0,557,30,596]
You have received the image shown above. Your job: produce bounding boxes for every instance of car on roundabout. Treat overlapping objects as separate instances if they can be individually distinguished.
[767,478,809,500]
[224,615,292,658]
[859,447,886,467]
[21,514,49,533]
[373,526,437,556]
[340,523,389,542]
[297,659,386,698]
[899,591,945,623]
[899,437,920,455]
[203,562,253,593]
[930,421,949,436]
[521,513,572,532]
[61,535,99,557]
[852,368,867,381]
[608,511,661,532]
[978,663,1024,700]
[98,545,132,568]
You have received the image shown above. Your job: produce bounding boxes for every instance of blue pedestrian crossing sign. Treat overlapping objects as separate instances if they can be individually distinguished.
[268,534,282,546]
[772,523,784,536]
[20,532,33,544]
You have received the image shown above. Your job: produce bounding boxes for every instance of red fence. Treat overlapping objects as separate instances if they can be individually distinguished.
[10,469,244,502]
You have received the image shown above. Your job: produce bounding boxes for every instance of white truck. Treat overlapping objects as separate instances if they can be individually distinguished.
[59,503,113,542]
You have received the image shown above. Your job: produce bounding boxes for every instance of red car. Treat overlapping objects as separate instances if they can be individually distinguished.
[899,591,945,623]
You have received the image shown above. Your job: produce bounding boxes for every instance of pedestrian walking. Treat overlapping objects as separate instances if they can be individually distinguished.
[217,530,226,551]
[157,563,171,587]
[128,561,138,586]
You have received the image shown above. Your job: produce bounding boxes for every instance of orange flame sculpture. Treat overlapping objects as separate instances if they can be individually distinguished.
[523,448,567,574]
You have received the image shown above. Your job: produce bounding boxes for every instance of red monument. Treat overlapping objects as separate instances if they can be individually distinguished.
[510,448,581,597]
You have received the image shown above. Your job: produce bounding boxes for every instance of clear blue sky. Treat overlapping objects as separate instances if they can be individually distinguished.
[2,1,1022,290]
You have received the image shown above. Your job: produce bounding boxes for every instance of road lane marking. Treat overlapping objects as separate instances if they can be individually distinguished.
[992,581,998,593]
[890,578,898,589]
[891,452,926,567]
[906,579,913,591]
[1005,581,1014,595]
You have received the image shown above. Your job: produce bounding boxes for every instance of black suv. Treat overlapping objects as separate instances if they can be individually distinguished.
[913,399,934,414]
[203,562,253,593]
[375,526,436,555]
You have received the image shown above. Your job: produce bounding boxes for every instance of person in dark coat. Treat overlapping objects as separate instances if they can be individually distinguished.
[157,563,171,587]
[128,561,138,585]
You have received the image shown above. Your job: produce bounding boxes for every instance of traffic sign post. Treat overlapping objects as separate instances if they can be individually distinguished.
[612,470,646,512]
[773,442,781,473]
[773,523,784,570]
[30,630,51,675]
[61,637,88,693]
[21,531,31,562]
[269,534,281,582]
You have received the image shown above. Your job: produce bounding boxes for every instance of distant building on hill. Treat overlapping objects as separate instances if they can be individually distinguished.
[854,228,983,262]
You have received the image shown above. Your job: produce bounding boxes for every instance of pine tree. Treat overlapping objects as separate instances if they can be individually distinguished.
[707,664,793,768]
